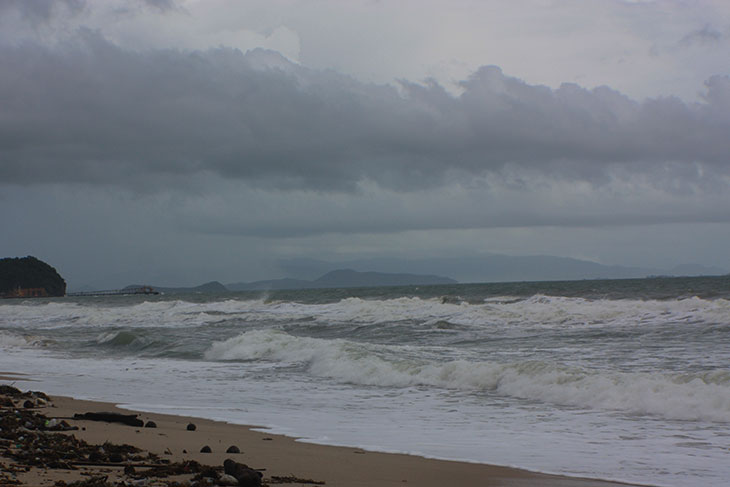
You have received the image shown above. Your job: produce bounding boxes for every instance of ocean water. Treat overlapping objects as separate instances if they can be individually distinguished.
[1,276,729,486]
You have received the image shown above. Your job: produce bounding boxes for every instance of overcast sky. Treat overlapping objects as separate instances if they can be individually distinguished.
[2,0,730,288]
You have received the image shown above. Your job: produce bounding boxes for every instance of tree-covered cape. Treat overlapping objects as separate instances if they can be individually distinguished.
[0,256,66,297]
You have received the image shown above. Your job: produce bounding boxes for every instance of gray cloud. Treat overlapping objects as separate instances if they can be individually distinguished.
[680,24,725,47]
[0,0,176,23]
[141,0,176,11]
[1,30,729,195]
[170,170,730,240]
[0,0,85,24]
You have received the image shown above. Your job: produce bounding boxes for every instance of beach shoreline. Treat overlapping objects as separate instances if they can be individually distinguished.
[0,377,648,487]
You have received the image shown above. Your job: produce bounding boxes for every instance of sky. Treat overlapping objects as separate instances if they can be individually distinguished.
[1,0,729,288]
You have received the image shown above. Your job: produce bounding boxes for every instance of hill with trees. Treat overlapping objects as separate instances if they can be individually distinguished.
[0,256,66,298]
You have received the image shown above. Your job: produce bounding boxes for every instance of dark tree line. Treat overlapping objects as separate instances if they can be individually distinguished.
[0,256,66,297]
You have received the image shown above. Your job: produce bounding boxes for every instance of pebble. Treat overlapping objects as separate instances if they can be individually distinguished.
[200,445,212,453]
[186,423,197,431]
[218,473,239,486]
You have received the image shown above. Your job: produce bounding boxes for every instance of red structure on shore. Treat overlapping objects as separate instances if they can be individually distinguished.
[1,287,50,298]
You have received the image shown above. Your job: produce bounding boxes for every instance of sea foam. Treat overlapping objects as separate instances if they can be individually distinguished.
[4,295,729,331]
[205,329,730,422]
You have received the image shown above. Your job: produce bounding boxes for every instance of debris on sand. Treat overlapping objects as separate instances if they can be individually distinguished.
[1,386,325,487]
[269,475,326,485]
[73,412,145,428]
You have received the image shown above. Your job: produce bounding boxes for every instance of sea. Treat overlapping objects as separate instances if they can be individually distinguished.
[1,276,729,487]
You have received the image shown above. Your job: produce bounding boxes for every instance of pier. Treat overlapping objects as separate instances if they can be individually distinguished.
[66,285,160,297]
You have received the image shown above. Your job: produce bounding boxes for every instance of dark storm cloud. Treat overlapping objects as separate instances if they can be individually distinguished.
[1,31,729,193]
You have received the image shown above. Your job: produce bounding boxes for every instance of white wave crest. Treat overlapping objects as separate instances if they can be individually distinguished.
[3,295,728,332]
[0,331,31,348]
[205,329,730,422]
[0,299,270,330]
[186,294,730,331]
[0,331,48,349]
[205,329,423,386]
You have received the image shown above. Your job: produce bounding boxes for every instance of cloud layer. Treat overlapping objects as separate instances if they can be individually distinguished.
[2,30,729,197]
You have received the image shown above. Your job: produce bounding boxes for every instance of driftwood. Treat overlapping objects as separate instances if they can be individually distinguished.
[73,412,144,427]
[71,461,167,468]
[270,475,326,485]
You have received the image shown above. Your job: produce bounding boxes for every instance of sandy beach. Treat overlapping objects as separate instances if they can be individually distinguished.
[0,378,647,487]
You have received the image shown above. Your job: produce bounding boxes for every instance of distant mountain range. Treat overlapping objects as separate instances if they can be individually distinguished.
[277,255,728,283]
[118,254,727,294]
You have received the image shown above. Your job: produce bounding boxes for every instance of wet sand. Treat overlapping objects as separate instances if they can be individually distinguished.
[0,379,648,487]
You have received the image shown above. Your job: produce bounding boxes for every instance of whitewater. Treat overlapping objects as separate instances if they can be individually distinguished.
[1,276,729,486]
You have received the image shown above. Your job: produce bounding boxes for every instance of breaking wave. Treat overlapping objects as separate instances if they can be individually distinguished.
[2,294,729,333]
[0,331,53,349]
[205,329,730,422]
[0,331,36,349]
[96,330,145,347]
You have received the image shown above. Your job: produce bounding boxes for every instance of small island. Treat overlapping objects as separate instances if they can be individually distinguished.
[0,256,66,298]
